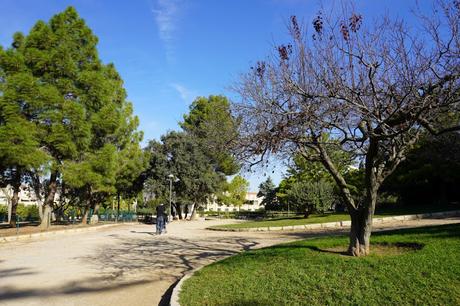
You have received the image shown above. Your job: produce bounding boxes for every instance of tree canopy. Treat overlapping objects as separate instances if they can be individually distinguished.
[218,175,249,208]
[257,177,279,210]
[144,95,242,219]
[181,95,240,175]
[144,131,225,218]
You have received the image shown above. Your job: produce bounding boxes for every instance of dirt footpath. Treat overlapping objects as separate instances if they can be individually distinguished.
[0,217,459,306]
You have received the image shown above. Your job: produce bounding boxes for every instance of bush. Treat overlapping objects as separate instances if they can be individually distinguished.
[284,179,336,217]
[0,205,7,222]
[97,206,106,215]
[306,180,336,214]
[137,207,155,215]
[27,205,40,220]
[16,204,40,221]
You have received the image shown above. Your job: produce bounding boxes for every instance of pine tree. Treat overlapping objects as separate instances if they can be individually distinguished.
[1,7,144,227]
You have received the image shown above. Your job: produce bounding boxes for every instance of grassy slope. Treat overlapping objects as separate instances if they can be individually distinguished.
[180,224,460,305]
[212,204,460,229]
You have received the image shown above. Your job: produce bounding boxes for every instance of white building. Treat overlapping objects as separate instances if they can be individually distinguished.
[204,192,264,212]
[0,184,40,206]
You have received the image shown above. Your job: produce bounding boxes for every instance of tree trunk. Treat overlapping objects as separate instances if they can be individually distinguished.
[81,190,92,225]
[348,181,378,257]
[30,173,44,220]
[41,205,52,229]
[174,203,182,220]
[40,170,58,230]
[9,184,20,228]
[7,198,12,224]
[37,201,44,221]
[81,205,89,225]
[190,203,198,220]
[2,188,13,224]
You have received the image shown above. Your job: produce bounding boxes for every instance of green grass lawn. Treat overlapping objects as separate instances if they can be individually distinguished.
[211,203,460,229]
[180,223,460,305]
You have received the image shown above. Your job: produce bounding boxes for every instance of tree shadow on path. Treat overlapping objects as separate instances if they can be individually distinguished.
[0,267,37,279]
[0,275,151,302]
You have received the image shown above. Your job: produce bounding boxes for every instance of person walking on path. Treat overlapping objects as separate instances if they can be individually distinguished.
[156,203,167,234]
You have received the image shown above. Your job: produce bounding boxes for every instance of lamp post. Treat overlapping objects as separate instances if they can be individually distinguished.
[167,174,179,221]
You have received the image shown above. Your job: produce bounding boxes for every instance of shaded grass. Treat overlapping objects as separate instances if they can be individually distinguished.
[212,203,460,229]
[180,223,460,306]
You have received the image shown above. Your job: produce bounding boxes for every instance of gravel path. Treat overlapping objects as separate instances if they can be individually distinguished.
[0,216,459,306]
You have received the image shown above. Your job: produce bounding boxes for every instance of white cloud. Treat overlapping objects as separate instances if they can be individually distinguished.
[170,83,195,104]
[152,0,182,61]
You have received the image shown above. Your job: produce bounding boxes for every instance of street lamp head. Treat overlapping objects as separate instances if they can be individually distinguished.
[168,174,175,179]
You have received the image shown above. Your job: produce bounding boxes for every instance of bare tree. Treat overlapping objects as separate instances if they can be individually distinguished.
[234,1,460,256]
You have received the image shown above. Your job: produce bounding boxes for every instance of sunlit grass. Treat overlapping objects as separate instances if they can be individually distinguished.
[180,224,460,305]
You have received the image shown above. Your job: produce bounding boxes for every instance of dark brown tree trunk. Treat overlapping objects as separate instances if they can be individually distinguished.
[9,183,20,228]
[40,170,58,230]
[174,203,182,220]
[82,189,91,225]
[184,204,189,219]
[348,141,380,256]
[348,206,373,256]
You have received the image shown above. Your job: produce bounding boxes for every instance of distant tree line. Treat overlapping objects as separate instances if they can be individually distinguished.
[259,130,460,216]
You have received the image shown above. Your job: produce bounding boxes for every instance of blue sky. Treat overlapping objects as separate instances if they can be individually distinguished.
[0,0,431,190]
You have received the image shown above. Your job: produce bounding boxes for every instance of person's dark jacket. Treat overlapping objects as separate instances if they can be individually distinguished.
[156,205,166,218]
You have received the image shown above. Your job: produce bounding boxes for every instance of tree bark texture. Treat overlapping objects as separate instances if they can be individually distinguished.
[9,183,20,228]
[348,170,379,256]
[348,206,373,256]
[190,203,198,220]
[81,207,89,225]
[1,188,13,224]
[40,170,58,229]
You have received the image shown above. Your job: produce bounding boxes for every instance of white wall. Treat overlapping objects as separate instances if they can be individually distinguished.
[204,192,264,212]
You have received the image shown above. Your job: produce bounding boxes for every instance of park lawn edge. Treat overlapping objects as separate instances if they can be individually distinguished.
[179,223,460,306]
[209,206,460,230]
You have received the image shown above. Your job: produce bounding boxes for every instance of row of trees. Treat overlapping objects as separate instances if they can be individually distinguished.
[142,95,247,219]
[258,142,354,217]
[259,129,460,217]
[0,7,148,228]
[0,7,249,228]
